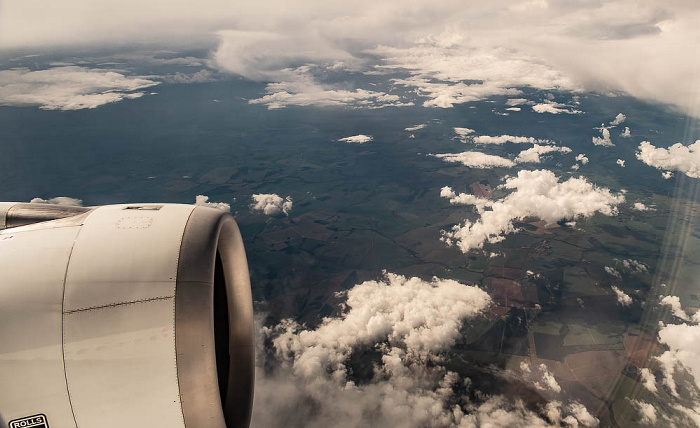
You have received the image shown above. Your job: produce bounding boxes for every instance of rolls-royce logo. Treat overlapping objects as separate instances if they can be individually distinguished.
[8,414,48,428]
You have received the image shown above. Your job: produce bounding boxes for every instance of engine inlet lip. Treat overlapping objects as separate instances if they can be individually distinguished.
[174,207,255,428]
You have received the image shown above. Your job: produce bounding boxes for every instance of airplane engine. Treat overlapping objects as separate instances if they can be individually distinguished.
[0,202,254,428]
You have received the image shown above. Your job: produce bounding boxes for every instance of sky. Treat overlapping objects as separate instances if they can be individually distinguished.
[1,0,700,116]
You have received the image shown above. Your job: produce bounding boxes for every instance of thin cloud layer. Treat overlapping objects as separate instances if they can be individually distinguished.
[3,1,700,116]
[251,193,293,216]
[248,69,411,109]
[441,169,624,252]
[636,140,700,178]
[374,43,578,108]
[0,66,158,110]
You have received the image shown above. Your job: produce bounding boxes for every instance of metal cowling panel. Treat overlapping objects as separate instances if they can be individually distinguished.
[0,225,80,428]
[62,204,194,428]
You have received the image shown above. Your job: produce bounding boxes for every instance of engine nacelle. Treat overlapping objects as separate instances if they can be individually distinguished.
[0,202,254,428]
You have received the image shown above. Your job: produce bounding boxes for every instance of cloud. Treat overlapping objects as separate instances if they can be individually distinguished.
[621,127,631,138]
[0,66,158,110]
[532,102,581,114]
[616,159,626,167]
[610,113,626,126]
[514,144,572,163]
[506,98,531,106]
[163,69,217,84]
[440,187,493,213]
[605,266,622,279]
[619,258,648,273]
[633,202,654,211]
[639,368,657,393]
[660,295,700,323]
[433,144,570,169]
[520,362,562,394]
[29,196,83,206]
[505,107,521,111]
[248,68,411,109]
[253,272,598,428]
[453,127,475,142]
[636,140,700,179]
[592,126,614,147]
[657,322,700,395]
[251,193,293,216]
[628,400,657,425]
[441,169,624,252]
[194,195,230,212]
[405,124,426,131]
[611,285,632,306]
[432,152,516,168]
[338,134,373,144]
[472,135,554,145]
[374,43,578,108]
[4,1,700,116]
[573,153,589,170]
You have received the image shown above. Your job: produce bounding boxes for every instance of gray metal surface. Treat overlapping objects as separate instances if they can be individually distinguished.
[4,203,89,229]
[0,202,17,230]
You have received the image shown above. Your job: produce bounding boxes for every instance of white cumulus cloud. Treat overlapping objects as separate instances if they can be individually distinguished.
[633,202,654,211]
[610,113,626,126]
[405,124,426,132]
[251,193,293,216]
[440,186,493,212]
[253,272,596,428]
[514,144,572,164]
[621,127,631,138]
[657,322,700,396]
[338,134,373,144]
[616,159,626,167]
[592,125,614,147]
[639,368,657,394]
[472,135,554,145]
[636,140,700,179]
[0,66,158,110]
[441,169,624,252]
[611,285,632,306]
[29,196,83,206]
[532,102,581,114]
[433,152,516,169]
[194,195,230,212]
[453,127,475,143]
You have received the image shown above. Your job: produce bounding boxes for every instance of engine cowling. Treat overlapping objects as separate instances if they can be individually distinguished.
[0,202,254,428]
